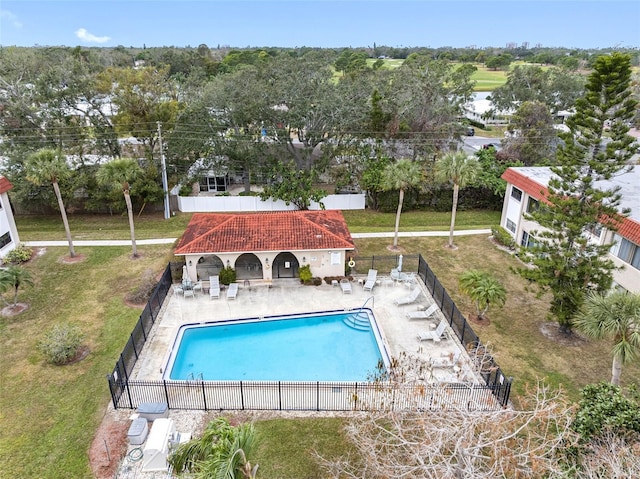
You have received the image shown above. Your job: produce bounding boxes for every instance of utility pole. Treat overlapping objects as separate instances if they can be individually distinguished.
[157,121,170,220]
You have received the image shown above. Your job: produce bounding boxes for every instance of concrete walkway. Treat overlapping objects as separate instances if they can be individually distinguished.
[24,229,491,247]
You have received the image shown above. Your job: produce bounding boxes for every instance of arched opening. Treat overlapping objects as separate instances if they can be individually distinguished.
[196,255,224,280]
[272,252,300,279]
[235,253,263,280]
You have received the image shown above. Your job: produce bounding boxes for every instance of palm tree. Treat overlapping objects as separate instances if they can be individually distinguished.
[459,269,507,320]
[25,149,76,258]
[0,266,34,307]
[574,291,640,386]
[434,151,480,249]
[169,418,257,478]
[381,158,423,250]
[96,158,143,257]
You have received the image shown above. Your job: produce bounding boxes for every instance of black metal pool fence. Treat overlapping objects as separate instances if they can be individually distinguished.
[107,255,512,411]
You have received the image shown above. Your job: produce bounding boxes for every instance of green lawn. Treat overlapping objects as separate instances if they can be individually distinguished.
[3,211,638,478]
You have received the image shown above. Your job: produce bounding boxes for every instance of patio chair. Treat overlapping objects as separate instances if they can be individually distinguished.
[390,268,401,283]
[417,320,448,342]
[394,287,421,305]
[173,285,184,295]
[340,279,352,294]
[209,275,220,300]
[192,280,203,294]
[363,269,378,292]
[226,283,238,300]
[183,287,195,299]
[406,303,439,320]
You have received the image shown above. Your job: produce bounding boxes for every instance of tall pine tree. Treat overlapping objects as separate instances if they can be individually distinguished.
[519,52,638,333]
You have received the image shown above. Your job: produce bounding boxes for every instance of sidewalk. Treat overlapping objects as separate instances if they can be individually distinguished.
[23,229,491,247]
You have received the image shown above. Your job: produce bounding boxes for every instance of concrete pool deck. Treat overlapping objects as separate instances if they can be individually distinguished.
[131,276,480,384]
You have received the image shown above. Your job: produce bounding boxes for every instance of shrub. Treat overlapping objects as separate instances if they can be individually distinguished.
[126,269,158,304]
[3,245,34,265]
[491,226,515,249]
[219,266,237,285]
[299,264,312,284]
[38,323,84,365]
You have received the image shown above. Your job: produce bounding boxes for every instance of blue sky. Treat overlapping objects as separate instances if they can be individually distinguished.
[1,1,639,49]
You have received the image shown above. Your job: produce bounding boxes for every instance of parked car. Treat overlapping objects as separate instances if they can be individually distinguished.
[466,127,475,136]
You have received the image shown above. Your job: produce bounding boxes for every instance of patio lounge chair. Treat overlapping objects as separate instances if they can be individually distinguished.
[430,352,461,368]
[226,283,238,300]
[340,279,352,294]
[417,320,448,342]
[363,269,378,292]
[394,287,421,305]
[406,303,439,320]
[209,275,220,299]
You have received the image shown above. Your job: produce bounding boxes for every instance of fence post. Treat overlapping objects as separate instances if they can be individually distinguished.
[316,381,320,411]
[240,381,245,410]
[106,374,118,409]
[201,380,207,411]
[278,382,282,410]
[163,380,170,409]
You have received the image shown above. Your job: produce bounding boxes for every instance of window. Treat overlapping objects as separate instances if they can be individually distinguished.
[0,232,11,249]
[526,198,539,213]
[506,219,516,233]
[330,252,341,265]
[588,223,603,239]
[510,186,522,202]
[521,231,536,248]
[613,236,640,270]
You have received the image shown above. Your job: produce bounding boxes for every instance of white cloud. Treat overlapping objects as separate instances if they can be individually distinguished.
[0,9,23,28]
[75,28,110,44]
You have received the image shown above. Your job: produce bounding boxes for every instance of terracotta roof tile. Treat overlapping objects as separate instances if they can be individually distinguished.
[175,211,355,255]
[0,176,14,195]
[618,217,640,245]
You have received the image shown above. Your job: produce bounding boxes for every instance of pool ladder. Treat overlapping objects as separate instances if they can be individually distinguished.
[343,296,374,331]
[187,372,203,381]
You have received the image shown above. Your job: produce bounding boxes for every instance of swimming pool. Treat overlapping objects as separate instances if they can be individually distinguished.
[164,309,389,381]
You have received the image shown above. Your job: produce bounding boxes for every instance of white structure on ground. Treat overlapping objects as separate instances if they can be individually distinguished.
[500,166,640,294]
[0,176,20,258]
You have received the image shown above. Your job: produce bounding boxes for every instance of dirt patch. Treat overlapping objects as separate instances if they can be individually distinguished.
[386,244,405,253]
[60,253,87,264]
[124,299,146,309]
[539,322,587,347]
[467,313,491,327]
[1,303,29,317]
[89,412,130,479]
[65,345,91,365]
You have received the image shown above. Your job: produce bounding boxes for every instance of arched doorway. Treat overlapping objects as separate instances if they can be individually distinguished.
[272,252,299,279]
[196,255,224,280]
[235,253,263,280]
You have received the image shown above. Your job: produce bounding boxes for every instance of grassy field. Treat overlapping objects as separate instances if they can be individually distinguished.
[3,211,638,478]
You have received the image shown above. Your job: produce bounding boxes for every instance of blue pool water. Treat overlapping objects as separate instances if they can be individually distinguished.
[165,310,388,381]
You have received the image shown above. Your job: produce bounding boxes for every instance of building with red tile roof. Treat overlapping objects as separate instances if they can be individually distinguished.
[175,210,355,282]
[500,166,640,293]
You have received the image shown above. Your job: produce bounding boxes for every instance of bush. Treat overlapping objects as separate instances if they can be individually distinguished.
[491,226,516,249]
[3,245,34,265]
[38,323,84,365]
[299,264,312,284]
[219,266,237,285]
[126,269,158,304]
